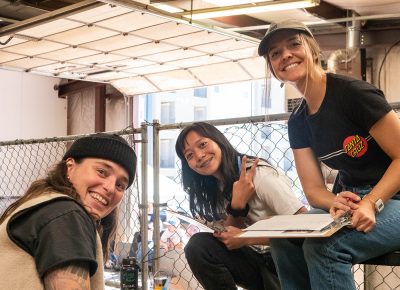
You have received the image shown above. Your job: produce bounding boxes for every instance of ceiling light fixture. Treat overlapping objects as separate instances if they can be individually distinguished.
[151,3,184,13]
[181,0,319,20]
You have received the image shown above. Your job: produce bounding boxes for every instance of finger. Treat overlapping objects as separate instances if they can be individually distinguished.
[351,214,360,228]
[334,201,351,212]
[347,200,360,210]
[247,158,259,180]
[240,155,247,178]
[340,191,361,202]
[331,209,345,219]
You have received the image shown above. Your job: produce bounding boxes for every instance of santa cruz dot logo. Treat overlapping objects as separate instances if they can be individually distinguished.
[343,135,368,158]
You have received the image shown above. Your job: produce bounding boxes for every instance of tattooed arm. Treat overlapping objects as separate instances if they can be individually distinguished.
[43,261,91,290]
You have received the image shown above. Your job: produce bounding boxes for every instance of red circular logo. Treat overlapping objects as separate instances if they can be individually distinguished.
[343,135,368,157]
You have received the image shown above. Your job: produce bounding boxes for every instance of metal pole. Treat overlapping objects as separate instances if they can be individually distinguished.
[140,122,149,290]
[152,120,161,275]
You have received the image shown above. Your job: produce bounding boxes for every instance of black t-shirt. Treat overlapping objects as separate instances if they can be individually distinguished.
[7,197,98,278]
[288,73,392,187]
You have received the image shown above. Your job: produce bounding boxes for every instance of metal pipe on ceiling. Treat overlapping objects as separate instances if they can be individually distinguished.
[226,13,400,32]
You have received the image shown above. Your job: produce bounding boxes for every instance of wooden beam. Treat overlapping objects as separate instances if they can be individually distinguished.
[306,0,347,26]
[95,85,106,133]
[58,80,104,98]
[212,14,268,38]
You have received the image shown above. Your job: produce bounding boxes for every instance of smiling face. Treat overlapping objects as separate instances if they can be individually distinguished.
[66,157,129,220]
[267,30,311,84]
[182,130,222,178]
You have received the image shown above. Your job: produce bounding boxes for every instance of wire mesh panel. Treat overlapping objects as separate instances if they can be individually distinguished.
[0,130,143,289]
[2,116,400,290]
[152,117,400,290]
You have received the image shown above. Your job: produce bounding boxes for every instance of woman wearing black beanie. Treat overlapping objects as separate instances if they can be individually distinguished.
[0,133,137,290]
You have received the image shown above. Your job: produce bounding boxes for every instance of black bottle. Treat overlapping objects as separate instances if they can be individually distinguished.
[120,257,139,290]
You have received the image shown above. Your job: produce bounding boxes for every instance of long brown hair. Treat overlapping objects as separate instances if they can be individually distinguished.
[0,159,116,260]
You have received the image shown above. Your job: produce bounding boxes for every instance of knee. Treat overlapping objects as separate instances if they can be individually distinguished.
[184,232,214,263]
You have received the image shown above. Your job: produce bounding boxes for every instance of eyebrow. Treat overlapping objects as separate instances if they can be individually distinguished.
[269,35,300,51]
[183,137,204,156]
[96,161,129,184]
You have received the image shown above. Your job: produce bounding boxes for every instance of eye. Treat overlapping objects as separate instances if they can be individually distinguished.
[269,49,280,60]
[289,40,302,49]
[116,181,127,191]
[185,152,193,161]
[199,141,207,148]
[97,167,107,177]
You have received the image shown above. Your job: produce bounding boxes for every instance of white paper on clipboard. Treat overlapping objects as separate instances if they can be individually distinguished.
[238,212,351,238]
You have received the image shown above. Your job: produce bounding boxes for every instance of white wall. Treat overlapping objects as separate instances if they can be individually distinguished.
[0,69,67,141]
[369,46,400,103]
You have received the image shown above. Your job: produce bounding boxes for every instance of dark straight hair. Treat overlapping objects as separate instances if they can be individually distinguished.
[175,122,244,221]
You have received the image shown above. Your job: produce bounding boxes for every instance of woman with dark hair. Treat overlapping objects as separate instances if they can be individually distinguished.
[0,133,137,290]
[175,122,306,290]
[258,19,400,289]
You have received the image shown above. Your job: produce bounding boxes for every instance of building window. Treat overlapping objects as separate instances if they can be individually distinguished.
[160,139,175,168]
[260,84,271,108]
[194,88,207,98]
[194,106,207,121]
[160,102,175,124]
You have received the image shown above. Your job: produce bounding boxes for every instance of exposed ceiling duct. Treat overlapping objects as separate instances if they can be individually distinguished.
[327,11,360,74]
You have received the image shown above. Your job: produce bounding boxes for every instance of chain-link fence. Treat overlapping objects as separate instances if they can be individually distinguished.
[152,113,400,290]
[0,128,145,289]
[1,111,400,290]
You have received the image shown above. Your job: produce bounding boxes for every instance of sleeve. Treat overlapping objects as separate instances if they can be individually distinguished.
[343,79,392,131]
[288,101,311,149]
[253,166,304,215]
[8,199,98,278]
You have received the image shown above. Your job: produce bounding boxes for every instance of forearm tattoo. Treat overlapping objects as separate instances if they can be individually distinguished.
[44,261,90,290]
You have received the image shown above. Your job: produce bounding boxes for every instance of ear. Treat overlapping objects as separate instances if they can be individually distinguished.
[65,157,75,175]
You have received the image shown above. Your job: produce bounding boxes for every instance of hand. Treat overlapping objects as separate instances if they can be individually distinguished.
[213,226,245,250]
[231,156,259,209]
[329,191,361,218]
[351,199,377,232]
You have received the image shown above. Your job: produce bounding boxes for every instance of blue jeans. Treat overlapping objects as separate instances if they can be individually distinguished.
[270,186,400,290]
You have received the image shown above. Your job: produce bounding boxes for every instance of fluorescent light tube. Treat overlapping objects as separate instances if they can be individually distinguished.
[151,3,184,13]
[182,0,319,20]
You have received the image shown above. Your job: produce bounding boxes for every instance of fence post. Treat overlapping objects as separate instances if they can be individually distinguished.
[140,122,149,290]
[152,119,161,276]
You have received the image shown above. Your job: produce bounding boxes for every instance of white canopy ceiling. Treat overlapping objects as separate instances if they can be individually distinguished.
[0,2,269,95]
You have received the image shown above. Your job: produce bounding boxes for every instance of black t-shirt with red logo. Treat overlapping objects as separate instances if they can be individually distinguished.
[288,73,392,188]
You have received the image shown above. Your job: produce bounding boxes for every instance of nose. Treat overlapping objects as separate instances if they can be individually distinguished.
[103,177,116,195]
[194,149,205,161]
[281,47,293,60]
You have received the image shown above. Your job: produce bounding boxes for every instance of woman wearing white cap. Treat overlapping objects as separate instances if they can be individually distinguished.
[0,133,137,290]
[258,19,400,289]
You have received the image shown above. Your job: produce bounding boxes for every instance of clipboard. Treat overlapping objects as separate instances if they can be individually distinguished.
[165,209,226,232]
[237,211,352,238]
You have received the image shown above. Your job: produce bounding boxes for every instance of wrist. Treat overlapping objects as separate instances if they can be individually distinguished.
[230,199,247,210]
[226,202,249,218]
[363,193,384,213]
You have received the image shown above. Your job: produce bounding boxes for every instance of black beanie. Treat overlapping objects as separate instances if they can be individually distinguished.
[63,133,137,188]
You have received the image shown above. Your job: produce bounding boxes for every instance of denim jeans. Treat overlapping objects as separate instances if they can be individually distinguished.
[184,232,280,290]
[270,185,400,290]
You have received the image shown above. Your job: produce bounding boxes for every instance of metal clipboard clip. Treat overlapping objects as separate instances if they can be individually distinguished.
[320,210,352,232]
